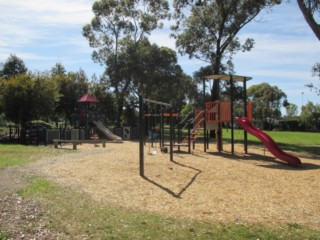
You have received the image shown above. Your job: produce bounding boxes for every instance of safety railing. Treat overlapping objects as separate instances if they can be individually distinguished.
[205,101,252,123]
[205,101,231,123]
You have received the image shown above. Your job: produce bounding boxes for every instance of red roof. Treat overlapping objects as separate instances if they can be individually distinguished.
[78,93,99,103]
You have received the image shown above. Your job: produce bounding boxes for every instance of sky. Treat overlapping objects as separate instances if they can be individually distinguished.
[0,0,319,114]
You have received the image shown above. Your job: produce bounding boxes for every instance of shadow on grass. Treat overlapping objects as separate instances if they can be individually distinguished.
[142,160,202,199]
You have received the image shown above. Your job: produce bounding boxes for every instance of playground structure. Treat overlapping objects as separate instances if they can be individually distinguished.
[138,74,301,170]
[199,74,253,154]
[24,93,124,146]
[200,74,301,165]
[78,93,123,142]
[93,120,122,142]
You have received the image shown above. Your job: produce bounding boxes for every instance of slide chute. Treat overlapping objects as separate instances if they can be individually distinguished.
[236,117,301,165]
[93,120,123,142]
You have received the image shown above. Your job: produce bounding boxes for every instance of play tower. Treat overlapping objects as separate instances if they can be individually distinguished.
[189,74,253,154]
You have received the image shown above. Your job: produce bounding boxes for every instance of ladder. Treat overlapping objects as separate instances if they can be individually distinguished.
[181,110,204,144]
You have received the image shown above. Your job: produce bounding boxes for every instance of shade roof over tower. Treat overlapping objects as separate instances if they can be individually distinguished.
[204,74,252,82]
[78,93,99,103]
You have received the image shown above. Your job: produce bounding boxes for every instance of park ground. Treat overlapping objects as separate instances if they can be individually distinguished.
[0,139,320,239]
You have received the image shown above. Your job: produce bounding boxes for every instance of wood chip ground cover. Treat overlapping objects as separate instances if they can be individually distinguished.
[33,141,320,229]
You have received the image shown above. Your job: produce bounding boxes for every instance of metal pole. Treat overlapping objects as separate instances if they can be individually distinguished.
[243,79,248,154]
[150,108,154,148]
[160,108,163,148]
[170,108,174,161]
[217,80,222,152]
[143,98,171,107]
[203,78,207,153]
[230,76,235,155]
[188,122,191,154]
[178,114,181,152]
[139,95,144,177]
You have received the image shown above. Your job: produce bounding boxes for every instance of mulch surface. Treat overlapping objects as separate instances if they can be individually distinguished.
[36,141,320,229]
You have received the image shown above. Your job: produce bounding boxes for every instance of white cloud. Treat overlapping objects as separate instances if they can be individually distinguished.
[248,69,313,81]
[0,0,318,109]
[236,33,319,59]
[1,0,93,23]
[0,0,94,47]
[149,31,175,49]
[0,0,95,64]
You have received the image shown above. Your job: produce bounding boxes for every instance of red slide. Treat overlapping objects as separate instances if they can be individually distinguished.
[236,117,301,165]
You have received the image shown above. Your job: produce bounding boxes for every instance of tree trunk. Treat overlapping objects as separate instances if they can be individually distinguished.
[116,97,124,128]
[210,54,222,101]
[211,79,220,101]
[297,0,320,41]
[209,57,222,149]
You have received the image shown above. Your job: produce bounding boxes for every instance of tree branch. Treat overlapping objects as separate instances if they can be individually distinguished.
[297,0,320,41]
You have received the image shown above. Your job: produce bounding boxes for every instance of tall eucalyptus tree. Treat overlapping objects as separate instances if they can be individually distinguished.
[83,0,169,126]
[171,0,281,99]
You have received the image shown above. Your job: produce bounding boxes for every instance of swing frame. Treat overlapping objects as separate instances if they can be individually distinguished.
[139,95,173,177]
[146,105,159,155]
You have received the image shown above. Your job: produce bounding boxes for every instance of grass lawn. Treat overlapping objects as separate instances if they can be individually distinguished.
[223,129,320,155]
[173,127,320,155]
[0,144,69,168]
[0,144,41,168]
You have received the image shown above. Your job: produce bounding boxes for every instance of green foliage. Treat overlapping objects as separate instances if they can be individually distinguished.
[0,113,6,126]
[284,103,298,118]
[83,0,169,64]
[300,101,320,131]
[1,73,59,125]
[0,230,8,240]
[83,0,170,126]
[90,76,117,123]
[0,54,28,79]
[172,0,280,72]
[172,0,281,101]
[52,68,89,125]
[2,74,34,125]
[247,82,287,128]
[180,103,193,116]
[51,62,66,76]
[306,62,320,95]
[33,74,60,120]
[128,40,197,111]
[312,62,320,80]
